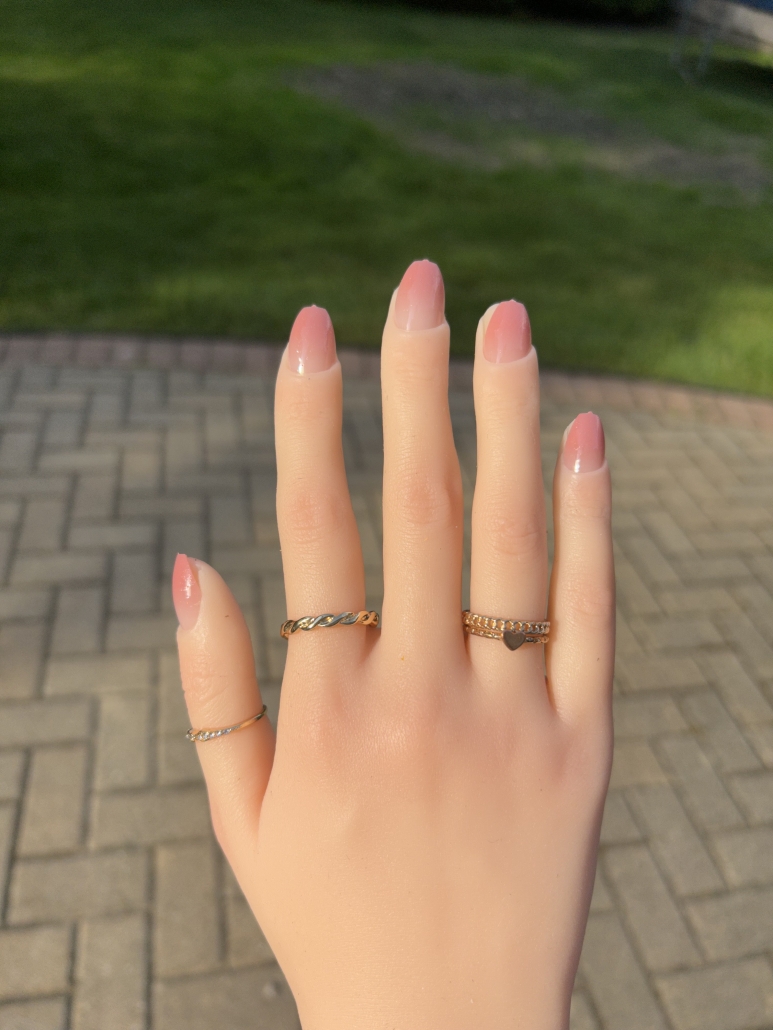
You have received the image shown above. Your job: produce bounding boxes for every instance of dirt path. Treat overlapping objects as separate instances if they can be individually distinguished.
[291,61,770,200]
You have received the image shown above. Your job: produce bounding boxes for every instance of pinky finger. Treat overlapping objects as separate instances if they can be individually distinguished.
[174,555,275,872]
[547,413,615,726]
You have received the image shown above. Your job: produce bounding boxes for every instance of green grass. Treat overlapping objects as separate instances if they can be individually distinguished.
[1,0,773,392]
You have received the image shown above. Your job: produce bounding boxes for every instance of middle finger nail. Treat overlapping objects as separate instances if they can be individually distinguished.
[394,260,445,332]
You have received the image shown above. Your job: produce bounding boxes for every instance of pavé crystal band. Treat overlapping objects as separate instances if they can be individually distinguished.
[186,704,268,742]
[462,611,550,650]
[280,610,380,638]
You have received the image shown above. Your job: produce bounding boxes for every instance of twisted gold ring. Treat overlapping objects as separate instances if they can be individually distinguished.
[280,610,380,638]
[463,611,549,650]
[186,704,268,743]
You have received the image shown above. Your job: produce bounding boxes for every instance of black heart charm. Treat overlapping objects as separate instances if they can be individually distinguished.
[503,630,526,651]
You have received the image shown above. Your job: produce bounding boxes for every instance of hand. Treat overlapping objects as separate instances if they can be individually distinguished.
[173,260,615,1030]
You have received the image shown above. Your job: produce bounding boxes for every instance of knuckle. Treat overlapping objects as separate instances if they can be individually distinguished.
[394,466,462,531]
[279,485,348,546]
[482,508,545,560]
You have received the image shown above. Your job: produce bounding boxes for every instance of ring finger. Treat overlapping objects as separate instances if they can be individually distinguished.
[469,301,549,699]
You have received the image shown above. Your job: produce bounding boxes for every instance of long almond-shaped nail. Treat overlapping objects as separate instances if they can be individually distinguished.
[288,305,336,374]
[483,300,531,363]
[394,260,445,331]
[172,553,202,631]
[562,412,605,473]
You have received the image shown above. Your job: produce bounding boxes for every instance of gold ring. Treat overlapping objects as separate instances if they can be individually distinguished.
[186,704,268,742]
[462,611,549,650]
[280,610,380,638]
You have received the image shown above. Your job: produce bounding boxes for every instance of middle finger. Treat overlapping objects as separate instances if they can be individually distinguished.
[381,261,464,655]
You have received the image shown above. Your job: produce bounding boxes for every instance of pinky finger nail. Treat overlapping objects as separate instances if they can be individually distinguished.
[562,412,605,473]
[172,553,202,631]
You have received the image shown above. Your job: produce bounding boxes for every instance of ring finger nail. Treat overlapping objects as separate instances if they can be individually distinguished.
[562,412,605,473]
[394,259,445,331]
[288,305,336,374]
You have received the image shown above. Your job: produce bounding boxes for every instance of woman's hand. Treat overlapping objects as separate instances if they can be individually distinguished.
[173,261,614,1030]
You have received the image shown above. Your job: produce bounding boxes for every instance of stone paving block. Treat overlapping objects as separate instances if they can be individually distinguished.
[623,536,679,586]
[71,474,116,522]
[0,804,14,902]
[631,617,723,651]
[226,894,275,968]
[154,841,219,976]
[609,742,667,789]
[701,651,773,725]
[44,653,152,695]
[0,474,70,499]
[0,998,67,1030]
[158,651,188,734]
[17,498,66,551]
[0,622,45,699]
[51,586,103,654]
[729,771,773,823]
[0,499,21,527]
[211,494,251,545]
[626,785,723,896]
[0,927,70,999]
[119,493,202,519]
[616,655,705,693]
[744,723,773,767]
[121,448,161,492]
[712,827,773,888]
[679,692,760,774]
[11,551,106,586]
[714,610,773,679]
[657,736,743,832]
[0,432,36,473]
[154,966,300,1030]
[603,845,700,972]
[655,958,773,1030]
[0,587,50,620]
[105,612,177,651]
[613,697,687,739]
[90,786,210,847]
[72,914,146,1030]
[18,744,87,855]
[111,550,157,613]
[39,448,118,473]
[580,912,668,1030]
[0,752,24,801]
[157,732,202,785]
[600,791,642,845]
[0,529,10,581]
[69,522,156,549]
[685,887,773,961]
[570,992,601,1030]
[94,693,150,790]
[8,850,148,923]
[658,587,738,614]
[0,699,90,746]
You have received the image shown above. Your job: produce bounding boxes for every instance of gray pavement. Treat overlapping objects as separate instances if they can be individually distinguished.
[1,337,773,1030]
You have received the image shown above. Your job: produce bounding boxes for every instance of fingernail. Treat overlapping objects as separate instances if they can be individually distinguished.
[394,260,445,331]
[288,305,336,374]
[172,553,202,631]
[562,412,605,473]
[483,300,531,363]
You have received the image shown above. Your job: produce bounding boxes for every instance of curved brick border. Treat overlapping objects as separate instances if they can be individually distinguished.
[3,332,773,431]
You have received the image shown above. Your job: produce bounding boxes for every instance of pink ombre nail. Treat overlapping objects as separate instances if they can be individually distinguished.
[562,413,605,473]
[483,300,531,363]
[172,553,202,631]
[288,305,336,374]
[394,260,445,331]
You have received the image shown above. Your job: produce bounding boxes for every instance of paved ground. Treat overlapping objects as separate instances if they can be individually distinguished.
[1,335,773,1030]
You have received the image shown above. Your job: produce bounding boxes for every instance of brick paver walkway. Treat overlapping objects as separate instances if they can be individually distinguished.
[1,336,773,1030]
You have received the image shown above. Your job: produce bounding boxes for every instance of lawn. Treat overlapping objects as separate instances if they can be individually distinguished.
[1,0,773,393]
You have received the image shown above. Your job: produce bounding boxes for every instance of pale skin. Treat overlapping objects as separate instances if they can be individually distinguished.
[173,260,615,1030]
